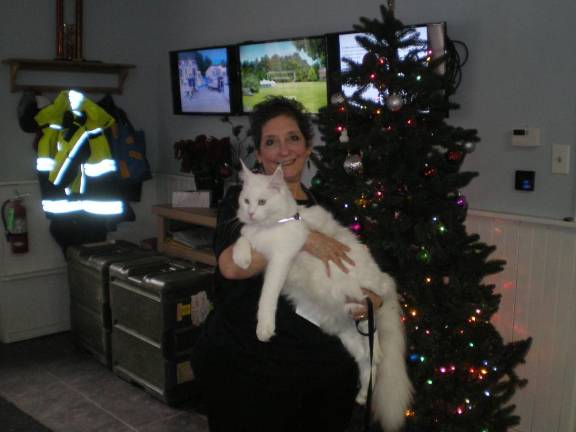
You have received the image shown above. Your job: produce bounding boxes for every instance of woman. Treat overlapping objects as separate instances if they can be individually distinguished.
[195,96,382,432]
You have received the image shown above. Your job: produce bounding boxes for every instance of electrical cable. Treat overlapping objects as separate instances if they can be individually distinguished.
[443,37,469,96]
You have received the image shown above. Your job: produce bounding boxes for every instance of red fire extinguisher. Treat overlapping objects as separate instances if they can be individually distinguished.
[2,194,29,254]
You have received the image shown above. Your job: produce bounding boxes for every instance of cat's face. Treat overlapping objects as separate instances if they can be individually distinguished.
[238,165,291,224]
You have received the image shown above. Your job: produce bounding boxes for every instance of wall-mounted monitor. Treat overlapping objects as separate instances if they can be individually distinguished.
[238,36,328,114]
[326,23,447,106]
[169,45,241,115]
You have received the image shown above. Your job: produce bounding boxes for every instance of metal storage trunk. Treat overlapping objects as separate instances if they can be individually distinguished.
[108,257,213,405]
[67,240,154,367]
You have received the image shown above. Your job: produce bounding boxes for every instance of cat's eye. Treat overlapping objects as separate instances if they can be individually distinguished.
[244,198,250,204]
[257,199,266,206]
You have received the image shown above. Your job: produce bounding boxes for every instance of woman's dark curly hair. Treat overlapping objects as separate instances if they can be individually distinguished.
[249,96,314,151]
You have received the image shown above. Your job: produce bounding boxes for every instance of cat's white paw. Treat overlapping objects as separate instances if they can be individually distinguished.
[256,319,276,342]
[232,237,252,269]
[355,386,368,405]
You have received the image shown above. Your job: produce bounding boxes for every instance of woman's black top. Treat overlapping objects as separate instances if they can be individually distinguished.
[198,185,355,387]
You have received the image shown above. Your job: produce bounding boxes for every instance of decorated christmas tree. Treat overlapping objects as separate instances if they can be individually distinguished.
[311,6,532,431]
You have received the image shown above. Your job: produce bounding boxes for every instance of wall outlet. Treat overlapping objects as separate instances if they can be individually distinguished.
[552,144,570,175]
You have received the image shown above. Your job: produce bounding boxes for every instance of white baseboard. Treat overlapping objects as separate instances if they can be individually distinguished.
[1,320,70,343]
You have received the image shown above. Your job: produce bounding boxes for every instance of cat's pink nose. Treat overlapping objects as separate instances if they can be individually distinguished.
[248,212,255,219]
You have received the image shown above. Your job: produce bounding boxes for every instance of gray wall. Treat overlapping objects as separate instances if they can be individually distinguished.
[2,0,576,220]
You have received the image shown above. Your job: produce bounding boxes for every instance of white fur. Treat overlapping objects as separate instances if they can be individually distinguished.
[233,163,412,431]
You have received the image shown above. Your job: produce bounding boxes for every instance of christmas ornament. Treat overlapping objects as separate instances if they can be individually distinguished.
[311,176,322,187]
[339,128,350,143]
[417,247,431,263]
[463,142,476,153]
[447,150,464,162]
[343,153,363,175]
[456,195,468,208]
[330,93,345,104]
[355,194,368,208]
[423,164,438,177]
[349,222,362,233]
[386,93,404,111]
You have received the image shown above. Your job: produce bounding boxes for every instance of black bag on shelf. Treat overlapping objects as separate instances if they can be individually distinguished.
[108,257,214,405]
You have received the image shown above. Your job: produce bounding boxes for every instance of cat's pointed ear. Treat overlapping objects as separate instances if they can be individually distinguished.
[269,164,285,190]
[272,163,283,178]
[239,159,252,182]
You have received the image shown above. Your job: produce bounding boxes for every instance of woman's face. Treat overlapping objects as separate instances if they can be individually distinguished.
[257,114,312,183]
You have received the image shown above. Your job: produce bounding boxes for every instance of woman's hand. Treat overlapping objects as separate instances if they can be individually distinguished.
[347,289,384,321]
[303,230,355,277]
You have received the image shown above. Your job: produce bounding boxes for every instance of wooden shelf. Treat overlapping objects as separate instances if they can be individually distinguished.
[152,205,218,267]
[2,58,135,94]
[162,240,217,267]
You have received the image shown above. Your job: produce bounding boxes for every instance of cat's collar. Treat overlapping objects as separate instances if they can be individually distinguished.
[276,212,301,224]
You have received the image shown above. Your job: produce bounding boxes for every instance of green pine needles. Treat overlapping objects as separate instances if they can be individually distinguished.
[312,5,531,431]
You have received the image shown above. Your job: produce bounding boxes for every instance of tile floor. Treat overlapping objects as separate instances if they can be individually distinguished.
[0,332,209,431]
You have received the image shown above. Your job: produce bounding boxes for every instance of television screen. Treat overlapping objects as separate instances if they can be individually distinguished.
[169,45,240,115]
[239,36,328,113]
[327,23,446,105]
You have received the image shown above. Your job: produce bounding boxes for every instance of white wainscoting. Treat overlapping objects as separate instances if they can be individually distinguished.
[0,269,70,343]
[0,180,69,342]
[466,210,576,432]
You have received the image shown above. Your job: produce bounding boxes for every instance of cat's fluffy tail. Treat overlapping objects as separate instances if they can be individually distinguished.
[373,285,413,431]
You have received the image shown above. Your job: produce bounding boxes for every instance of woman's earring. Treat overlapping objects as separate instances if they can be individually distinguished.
[253,160,263,173]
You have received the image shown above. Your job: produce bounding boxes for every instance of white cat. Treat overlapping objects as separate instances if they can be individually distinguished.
[232,162,412,432]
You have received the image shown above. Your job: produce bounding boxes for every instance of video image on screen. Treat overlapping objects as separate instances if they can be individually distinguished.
[240,37,328,113]
[177,47,231,113]
[339,26,430,105]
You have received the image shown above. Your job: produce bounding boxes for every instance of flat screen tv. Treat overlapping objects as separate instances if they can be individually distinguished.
[238,36,329,114]
[326,22,447,106]
[169,45,241,115]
